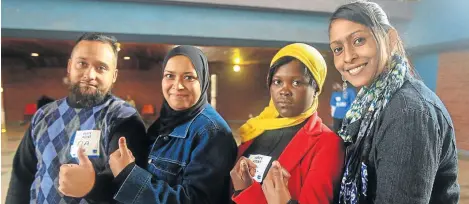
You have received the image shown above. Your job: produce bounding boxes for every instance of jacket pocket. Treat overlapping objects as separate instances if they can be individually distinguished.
[148,157,184,186]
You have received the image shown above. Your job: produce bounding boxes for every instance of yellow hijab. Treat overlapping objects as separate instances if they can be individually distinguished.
[238,43,327,143]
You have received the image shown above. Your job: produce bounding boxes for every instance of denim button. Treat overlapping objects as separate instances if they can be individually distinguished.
[148,159,152,164]
[163,136,169,141]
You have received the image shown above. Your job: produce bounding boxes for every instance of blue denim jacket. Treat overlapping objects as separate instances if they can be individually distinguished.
[114,104,238,204]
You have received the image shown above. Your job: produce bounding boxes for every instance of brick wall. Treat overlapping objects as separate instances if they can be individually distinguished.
[437,51,469,151]
[1,58,166,123]
[2,58,342,129]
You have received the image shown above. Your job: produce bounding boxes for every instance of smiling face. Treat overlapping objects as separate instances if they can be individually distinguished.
[162,55,201,111]
[329,19,389,88]
[67,40,118,106]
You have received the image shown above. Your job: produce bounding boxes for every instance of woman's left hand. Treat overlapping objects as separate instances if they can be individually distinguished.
[109,137,135,177]
[262,161,292,204]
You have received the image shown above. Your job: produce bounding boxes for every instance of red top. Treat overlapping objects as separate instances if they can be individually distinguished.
[232,113,345,204]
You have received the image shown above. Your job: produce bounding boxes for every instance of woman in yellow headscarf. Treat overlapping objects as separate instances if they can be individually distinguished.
[230,43,344,204]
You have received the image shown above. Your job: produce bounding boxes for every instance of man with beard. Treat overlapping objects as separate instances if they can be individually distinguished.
[6,33,147,204]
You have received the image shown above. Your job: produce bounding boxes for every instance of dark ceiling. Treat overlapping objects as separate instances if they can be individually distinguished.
[1,38,331,69]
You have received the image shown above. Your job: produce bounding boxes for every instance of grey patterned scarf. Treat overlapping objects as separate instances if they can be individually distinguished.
[338,54,408,203]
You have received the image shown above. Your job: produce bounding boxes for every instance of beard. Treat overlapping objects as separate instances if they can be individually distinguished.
[68,82,110,108]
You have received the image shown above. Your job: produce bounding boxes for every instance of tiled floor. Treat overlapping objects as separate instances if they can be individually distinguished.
[1,125,468,204]
[1,126,24,204]
[460,156,469,203]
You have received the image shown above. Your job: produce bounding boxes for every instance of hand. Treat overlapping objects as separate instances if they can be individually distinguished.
[262,161,292,204]
[109,137,135,177]
[58,147,95,197]
[230,156,257,191]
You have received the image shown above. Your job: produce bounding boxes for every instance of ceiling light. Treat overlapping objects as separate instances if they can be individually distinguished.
[31,53,39,57]
[233,65,241,72]
[123,56,130,60]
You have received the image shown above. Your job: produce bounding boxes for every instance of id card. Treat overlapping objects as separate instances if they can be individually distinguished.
[248,154,272,182]
[70,130,101,158]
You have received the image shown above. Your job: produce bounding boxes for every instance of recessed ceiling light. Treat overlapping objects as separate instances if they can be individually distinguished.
[233,65,241,72]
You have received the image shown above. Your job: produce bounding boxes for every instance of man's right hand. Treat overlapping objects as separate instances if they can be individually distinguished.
[58,147,95,197]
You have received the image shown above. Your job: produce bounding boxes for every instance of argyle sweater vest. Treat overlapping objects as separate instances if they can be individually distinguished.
[29,95,137,204]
